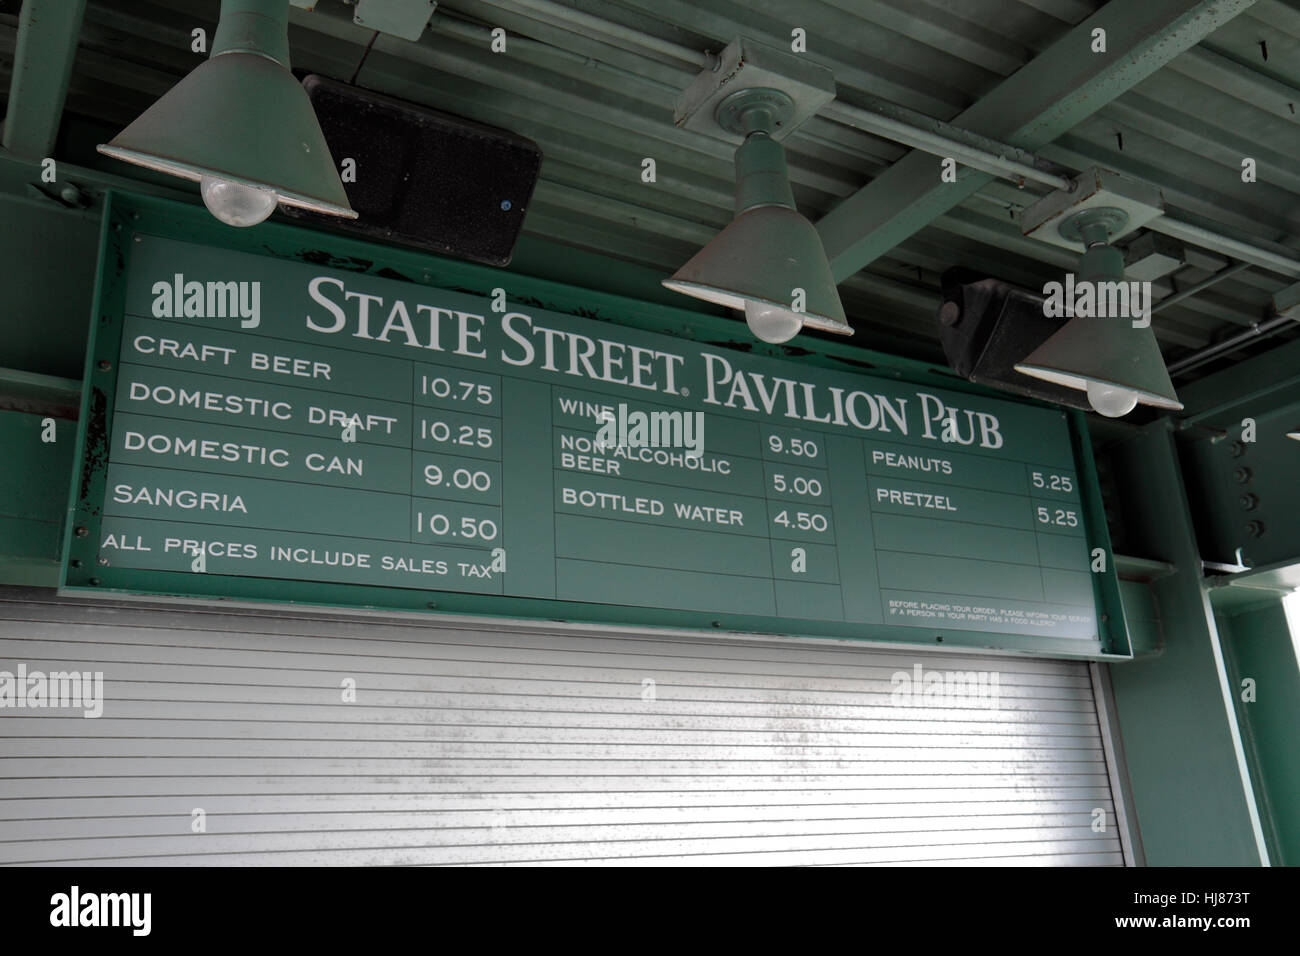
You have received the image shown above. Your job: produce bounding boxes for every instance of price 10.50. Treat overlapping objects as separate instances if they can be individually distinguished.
[1035,506,1079,528]
[416,511,499,541]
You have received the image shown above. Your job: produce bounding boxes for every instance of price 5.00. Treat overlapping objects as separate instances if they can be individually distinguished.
[1035,506,1078,528]
[771,473,824,498]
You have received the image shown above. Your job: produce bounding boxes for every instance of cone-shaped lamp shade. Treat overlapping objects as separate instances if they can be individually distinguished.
[663,204,850,338]
[663,126,850,343]
[97,0,354,223]
[1016,214,1180,417]
[1015,315,1183,413]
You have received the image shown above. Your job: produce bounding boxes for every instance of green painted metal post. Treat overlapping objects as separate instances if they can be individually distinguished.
[1104,421,1270,864]
[1216,599,1300,865]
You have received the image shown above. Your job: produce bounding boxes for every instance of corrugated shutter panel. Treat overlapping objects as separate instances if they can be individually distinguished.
[0,592,1124,865]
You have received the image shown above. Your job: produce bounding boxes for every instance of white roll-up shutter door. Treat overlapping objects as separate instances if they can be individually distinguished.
[0,591,1125,866]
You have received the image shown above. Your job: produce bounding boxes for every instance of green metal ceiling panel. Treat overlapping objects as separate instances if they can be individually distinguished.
[1,0,1298,382]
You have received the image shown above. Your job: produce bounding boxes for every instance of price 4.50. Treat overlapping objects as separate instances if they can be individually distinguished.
[772,509,829,534]
[1035,506,1079,528]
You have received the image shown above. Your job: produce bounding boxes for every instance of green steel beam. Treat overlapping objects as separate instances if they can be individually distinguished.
[1105,421,1270,864]
[1216,600,1300,865]
[815,0,1259,282]
[1175,337,1300,426]
[1,0,89,157]
[0,366,82,418]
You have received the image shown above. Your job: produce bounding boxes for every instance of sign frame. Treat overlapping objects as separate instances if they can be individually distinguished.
[61,191,1134,661]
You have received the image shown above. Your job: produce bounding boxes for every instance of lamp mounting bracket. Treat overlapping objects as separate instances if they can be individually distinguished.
[673,37,835,143]
[715,89,796,137]
[1020,166,1163,252]
[1059,207,1129,246]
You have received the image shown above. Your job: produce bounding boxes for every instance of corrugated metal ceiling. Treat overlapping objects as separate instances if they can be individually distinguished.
[2,0,1298,380]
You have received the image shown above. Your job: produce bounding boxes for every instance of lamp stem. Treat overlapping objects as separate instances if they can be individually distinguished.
[212,0,291,67]
[1077,219,1112,249]
[733,132,796,215]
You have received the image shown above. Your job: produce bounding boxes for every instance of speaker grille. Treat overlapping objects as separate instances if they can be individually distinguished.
[285,75,542,267]
[937,268,1091,411]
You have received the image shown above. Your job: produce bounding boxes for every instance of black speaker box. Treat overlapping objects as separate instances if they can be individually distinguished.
[936,268,1090,411]
[285,75,543,267]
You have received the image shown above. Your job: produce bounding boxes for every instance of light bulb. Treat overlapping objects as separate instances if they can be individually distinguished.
[744,301,803,344]
[1087,380,1139,418]
[200,176,278,227]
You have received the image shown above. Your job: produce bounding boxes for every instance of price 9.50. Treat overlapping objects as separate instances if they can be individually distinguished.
[767,434,820,460]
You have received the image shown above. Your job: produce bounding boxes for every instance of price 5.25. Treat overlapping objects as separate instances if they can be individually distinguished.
[1035,506,1078,528]
[1030,470,1073,493]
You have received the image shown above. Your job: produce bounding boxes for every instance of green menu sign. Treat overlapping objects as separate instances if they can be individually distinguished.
[64,197,1129,659]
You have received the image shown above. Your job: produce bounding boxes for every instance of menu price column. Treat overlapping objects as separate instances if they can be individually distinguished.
[1025,463,1095,620]
[410,363,504,557]
[761,426,844,621]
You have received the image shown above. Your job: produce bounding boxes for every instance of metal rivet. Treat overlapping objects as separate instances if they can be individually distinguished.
[70,559,82,568]
[98,360,112,371]
[75,526,88,537]
[1233,467,1252,483]
[89,577,101,586]
[1239,493,1259,511]
[98,557,109,566]
[937,300,961,327]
